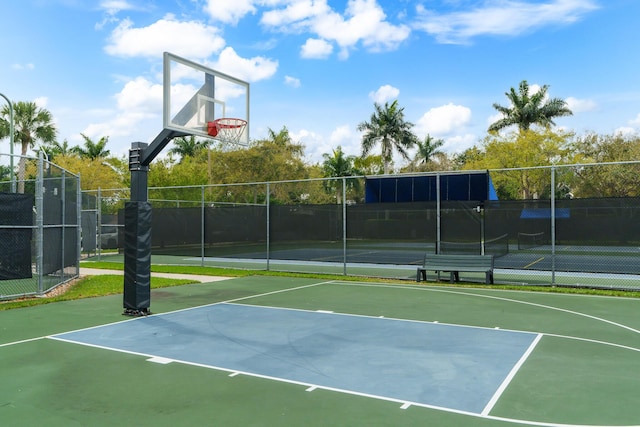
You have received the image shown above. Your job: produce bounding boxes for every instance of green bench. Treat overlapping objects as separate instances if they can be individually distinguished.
[416,254,495,284]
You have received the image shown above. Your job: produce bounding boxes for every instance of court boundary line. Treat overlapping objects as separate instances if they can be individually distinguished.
[334,281,640,335]
[224,301,541,336]
[2,279,335,349]
[482,333,543,416]
[0,336,45,348]
[48,302,542,422]
[47,309,638,427]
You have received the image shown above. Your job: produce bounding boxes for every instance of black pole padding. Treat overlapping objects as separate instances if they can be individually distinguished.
[122,201,152,316]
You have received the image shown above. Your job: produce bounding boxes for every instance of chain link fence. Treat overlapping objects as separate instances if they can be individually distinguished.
[0,153,81,300]
[83,161,640,290]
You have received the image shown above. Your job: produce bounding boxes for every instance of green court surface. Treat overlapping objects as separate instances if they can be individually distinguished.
[1,276,639,426]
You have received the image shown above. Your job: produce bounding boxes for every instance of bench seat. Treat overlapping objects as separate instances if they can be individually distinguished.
[416,254,494,284]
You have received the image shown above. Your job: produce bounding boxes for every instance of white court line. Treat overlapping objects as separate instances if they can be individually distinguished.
[482,333,543,416]
[43,279,336,341]
[0,279,335,350]
[336,281,640,335]
[0,336,44,348]
[147,356,173,364]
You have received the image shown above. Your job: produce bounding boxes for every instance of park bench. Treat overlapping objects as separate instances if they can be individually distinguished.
[416,254,495,284]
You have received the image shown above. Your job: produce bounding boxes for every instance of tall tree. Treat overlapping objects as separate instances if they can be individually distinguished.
[358,100,419,174]
[568,132,640,197]
[462,129,574,199]
[50,154,126,191]
[411,134,445,171]
[73,133,110,160]
[321,146,360,203]
[267,126,293,146]
[488,80,573,133]
[0,101,57,192]
[39,139,74,161]
[168,135,210,160]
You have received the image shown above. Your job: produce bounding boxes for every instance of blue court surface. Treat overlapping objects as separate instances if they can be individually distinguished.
[52,303,540,414]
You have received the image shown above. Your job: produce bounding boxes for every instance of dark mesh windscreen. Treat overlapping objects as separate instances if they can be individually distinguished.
[346,202,436,265]
[268,204,342,262]
[0,192,33,279]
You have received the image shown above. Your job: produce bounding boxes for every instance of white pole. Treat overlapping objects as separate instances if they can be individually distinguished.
[0,93,15,192]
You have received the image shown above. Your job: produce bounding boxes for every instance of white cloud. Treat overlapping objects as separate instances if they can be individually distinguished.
[629,113,640,126]
[203,0,256,25]
[565,96,597,113]
[100,0,135,14]
[96,0,137,29]
[614,126,637,136]
[34,97,48,108]
[105,16,226,59]
[262,0,410,57]
[115,77,163,113]
[81,77,162,145]
[291,128,327,163]
[12,63,35,71]
[369,85,399,104]
[487,112,503,127]
[441,134,477,154]
[301,38,333,59]
[415,0,599,44]
[329,125,355,145]
[284,75,301,88]
[416,103,472,136]
[212,47,278,82]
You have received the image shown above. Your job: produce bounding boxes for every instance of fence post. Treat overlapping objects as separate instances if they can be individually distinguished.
[97,188,102,261]
[201,185,205,267]
[61,169,66,279]
[436,172,441,254]
[266,182,270,271]
[342,177,347,276]
[76,173,82,278]
[36,152,44,294]
[0,93,15,192]
[551,166,556,285]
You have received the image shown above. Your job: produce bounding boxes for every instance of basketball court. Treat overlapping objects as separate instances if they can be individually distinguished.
[2,275,639,426]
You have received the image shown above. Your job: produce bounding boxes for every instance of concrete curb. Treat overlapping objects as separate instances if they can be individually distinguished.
[79,268,232,283]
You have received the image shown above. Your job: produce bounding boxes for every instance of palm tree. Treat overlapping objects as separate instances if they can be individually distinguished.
[488,80,572,133]
[73,133,111,160]
[168,135,210,160]
[0,101,57,192]
[39,139,74,161]
[415,134,445,165]
[358,100,419,174]
[321,146,360,203]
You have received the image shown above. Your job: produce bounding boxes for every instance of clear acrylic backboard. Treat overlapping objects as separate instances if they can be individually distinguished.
[163,52,250,146]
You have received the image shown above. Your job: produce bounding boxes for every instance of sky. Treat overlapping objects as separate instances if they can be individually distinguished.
[1,0,640,169]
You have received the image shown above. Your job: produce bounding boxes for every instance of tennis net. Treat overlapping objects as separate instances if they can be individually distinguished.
[440,233,509,257]
[517,232,547,250]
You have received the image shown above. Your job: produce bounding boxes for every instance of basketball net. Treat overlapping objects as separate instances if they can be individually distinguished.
[207,118,247,144]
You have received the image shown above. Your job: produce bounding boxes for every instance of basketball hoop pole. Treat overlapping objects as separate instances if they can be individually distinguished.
[123,128,186,316]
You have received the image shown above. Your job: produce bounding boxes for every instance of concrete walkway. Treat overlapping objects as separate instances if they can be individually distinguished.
[80,268,232,283]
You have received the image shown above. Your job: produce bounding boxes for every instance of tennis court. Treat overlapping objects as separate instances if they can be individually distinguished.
[1,275,639,426]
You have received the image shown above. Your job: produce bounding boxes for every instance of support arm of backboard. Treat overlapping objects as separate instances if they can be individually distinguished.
[139,128,188,167]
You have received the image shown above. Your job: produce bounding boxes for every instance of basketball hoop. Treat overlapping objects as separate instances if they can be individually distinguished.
[207,118,247,144]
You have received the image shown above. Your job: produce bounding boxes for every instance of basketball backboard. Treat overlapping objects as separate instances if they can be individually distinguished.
[163,52,250,146]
